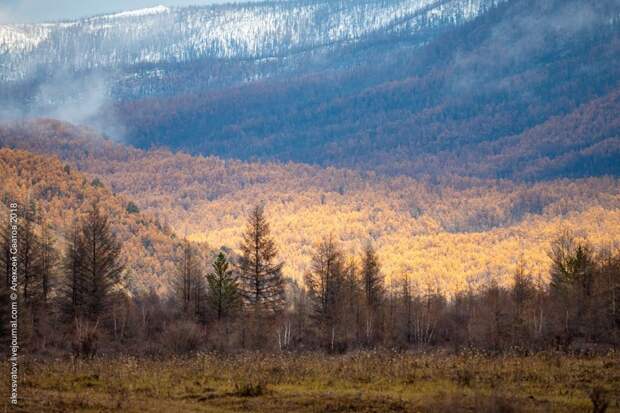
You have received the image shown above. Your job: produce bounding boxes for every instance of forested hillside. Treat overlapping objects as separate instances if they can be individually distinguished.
[2,0,618,181]
[1,122,619,361]
[1,0,498,82]
[2,119,619,292]
[0,147,181,293]
[1,1,620,410]
[114,0,620,179]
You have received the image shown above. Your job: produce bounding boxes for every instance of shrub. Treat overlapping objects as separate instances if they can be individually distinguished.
[161,321,203,354]
[590,386,609,413]
[71,319,100,359]
[126,202,140,214]
[232,381,266,397]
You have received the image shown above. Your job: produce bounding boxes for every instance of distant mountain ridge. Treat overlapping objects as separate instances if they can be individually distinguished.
[113,0,620,180]
[0,0,503,82]
[1,0,619,182]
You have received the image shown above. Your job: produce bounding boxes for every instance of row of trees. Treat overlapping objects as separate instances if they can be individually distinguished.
[1,202,619,355]
[299,231,620,353]
[0,202,124,354]
[0,203,287,353]
[172,206,287,349]
[304,237,384,351]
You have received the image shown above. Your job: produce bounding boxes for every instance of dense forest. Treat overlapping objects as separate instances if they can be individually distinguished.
[2,1,618,182]
[1,120,619,293]
[0,144,619,355]
[1,163,618,355]
[1,1,620,411]
[112,0,620,180]
[0,148,181,293]
[1,144,619,413]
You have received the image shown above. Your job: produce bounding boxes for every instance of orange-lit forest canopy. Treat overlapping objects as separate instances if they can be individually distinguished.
[1,121,619,293]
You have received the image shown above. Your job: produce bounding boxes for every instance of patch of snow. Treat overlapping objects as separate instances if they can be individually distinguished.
[99,5,171,20]
[0,0,506,81]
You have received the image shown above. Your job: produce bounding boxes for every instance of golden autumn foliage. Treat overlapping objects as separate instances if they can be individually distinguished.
[1,119,619,293]
[0,148,179,294]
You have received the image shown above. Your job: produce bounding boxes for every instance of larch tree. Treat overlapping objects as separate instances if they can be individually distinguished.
[511,260,536,345]
[360,242,383,345]
[305,236,345,351]
[549,231,597,339]
[598,249,620,343]
[80,202,125,323]
[60,222,86,322]
[175,238,204,321]
[342,256,361,346]
[19,208,42,307]
[401,274,414,345]
[238,205,285,315]
[32,217,58,346]
[39,221,58,305]
[16,203,50,346]
[206,252,239,320]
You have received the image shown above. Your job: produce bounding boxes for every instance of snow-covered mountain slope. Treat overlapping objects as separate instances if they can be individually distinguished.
[0,0,505,82]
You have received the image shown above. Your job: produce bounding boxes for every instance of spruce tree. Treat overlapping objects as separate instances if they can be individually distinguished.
[206,252,239,320]
[238,205,285,314]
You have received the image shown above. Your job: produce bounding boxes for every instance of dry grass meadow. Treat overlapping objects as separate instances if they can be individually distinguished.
[2,351,619,412]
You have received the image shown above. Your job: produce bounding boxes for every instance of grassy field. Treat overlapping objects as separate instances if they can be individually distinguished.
[2,352,619,412]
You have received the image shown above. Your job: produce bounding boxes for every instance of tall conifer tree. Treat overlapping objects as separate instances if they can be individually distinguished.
[238,205,285,315]
[206,252,239,320]
[60,222,86,322]
[305,236,344,350]
[80,203,125,322]
[174,239,205,321]
[361,242,383,344]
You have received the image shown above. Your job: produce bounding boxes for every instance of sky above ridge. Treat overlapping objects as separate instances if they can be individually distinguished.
[0,0,263,23]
